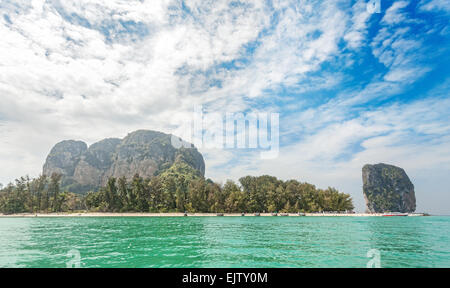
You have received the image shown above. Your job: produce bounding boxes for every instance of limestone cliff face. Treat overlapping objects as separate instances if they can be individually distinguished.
[362,163,416,213]
[43,140,88,177]
[43,130,205,193]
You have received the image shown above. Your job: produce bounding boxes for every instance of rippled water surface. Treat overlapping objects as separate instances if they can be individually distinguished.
[0,216,449,267]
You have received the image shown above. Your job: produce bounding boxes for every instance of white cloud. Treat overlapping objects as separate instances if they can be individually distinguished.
[344,0,372,49]
[372,2,432,86]
[382,1,410,25]
[419,0,450,13]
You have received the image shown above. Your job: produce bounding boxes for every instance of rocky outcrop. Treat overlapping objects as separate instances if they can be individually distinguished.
[43,130,205,193]
[362,163,416,213]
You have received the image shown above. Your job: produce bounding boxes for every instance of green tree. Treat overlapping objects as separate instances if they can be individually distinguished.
[223,180,246,213]
[132,174,149,212]
[105,177,119,212]
[49,173,62,212]
[34,175,47,212]
[117,177,128,211]
[187,179,208,212]
[149,177,163,212]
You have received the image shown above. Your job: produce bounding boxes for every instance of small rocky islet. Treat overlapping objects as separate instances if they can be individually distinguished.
[362,163,416,213]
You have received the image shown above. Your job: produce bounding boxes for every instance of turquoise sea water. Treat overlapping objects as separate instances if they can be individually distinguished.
[0,216,449,268]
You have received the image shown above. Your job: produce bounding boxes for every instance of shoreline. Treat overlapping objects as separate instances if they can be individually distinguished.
[0,212,427,218]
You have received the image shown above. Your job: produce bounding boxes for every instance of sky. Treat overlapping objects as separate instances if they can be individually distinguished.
[0,0,449,214]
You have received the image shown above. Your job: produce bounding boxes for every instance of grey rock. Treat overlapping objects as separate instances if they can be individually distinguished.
[43,130,205,193]
[43,140,87,177]
[362,163,416,213]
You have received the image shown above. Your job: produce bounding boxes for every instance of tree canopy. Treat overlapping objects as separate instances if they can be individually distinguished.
[1,172,354,214]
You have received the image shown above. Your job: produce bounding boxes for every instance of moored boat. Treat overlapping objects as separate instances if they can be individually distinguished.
[382,212,408,216]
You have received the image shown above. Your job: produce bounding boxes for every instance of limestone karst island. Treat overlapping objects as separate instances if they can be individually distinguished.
[0,130,422,217]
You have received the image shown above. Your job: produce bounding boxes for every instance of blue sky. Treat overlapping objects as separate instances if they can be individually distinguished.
[0,0,449,213]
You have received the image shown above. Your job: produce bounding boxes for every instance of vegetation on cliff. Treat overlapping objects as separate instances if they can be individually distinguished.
[362,163,416,213]
[43,130,205,193]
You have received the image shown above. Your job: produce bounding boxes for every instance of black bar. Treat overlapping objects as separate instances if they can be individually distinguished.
[0,268,446,287]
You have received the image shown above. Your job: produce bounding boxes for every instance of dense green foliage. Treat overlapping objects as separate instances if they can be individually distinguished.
[1,173,354,214]
[0,174,84,214]
[86,174,354,213]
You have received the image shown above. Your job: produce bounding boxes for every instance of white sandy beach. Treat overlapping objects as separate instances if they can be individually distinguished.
[0,212,420,217]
